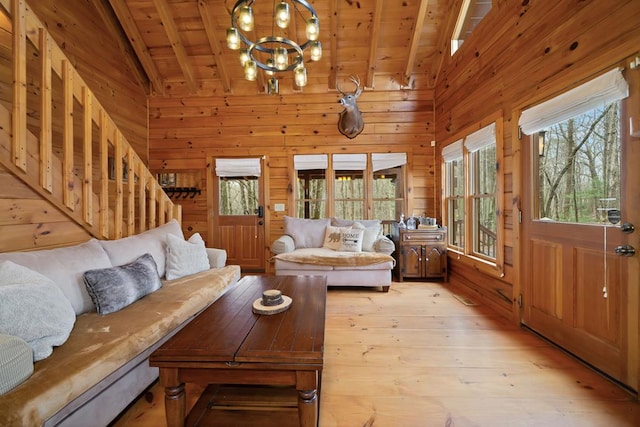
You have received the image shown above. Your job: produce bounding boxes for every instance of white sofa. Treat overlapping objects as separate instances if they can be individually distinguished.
[0,220,240,426]
[272,217,395,292]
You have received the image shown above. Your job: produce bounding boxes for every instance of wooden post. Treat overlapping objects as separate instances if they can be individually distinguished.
[39,29,52,193]
[12,0,27,172]
[83,87,93,225]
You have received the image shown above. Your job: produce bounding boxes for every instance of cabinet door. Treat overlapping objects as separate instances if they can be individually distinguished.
[424,245,446,277]
[402,244,423,278]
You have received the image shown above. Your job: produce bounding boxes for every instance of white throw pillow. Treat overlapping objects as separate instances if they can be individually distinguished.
[322,225,351,250]
[338,228,365,252]
[351,222,382,252]
[0,261,76,361]
[165,233,210,280]
[284,216,330,248]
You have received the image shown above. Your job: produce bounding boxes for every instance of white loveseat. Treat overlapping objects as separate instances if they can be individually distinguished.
[271,216,395,292]
[0,220,240,426]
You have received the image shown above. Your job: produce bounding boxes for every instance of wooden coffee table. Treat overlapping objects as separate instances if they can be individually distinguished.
[149,275,327,427]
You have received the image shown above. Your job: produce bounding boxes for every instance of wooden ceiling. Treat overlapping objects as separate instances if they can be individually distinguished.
[103,0,453,97]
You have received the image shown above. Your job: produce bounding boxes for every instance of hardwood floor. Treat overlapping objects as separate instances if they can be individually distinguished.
[112,281,640,426]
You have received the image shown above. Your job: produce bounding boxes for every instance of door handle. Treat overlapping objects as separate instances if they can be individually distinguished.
[620,222,635,234]
[614,245,636,256]
[256,206,264,218]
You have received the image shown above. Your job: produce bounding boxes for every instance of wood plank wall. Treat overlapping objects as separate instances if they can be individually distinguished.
[435,1,640,319]
[27,0,149,160]
[0,165,90,252]
[149,89,436,272]
[0,0,150,253]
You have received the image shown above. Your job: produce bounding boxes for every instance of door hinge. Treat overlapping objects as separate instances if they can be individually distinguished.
[518,210,522,224]
[517,294,523,307]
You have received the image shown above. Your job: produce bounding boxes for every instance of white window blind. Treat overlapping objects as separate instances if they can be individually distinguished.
[332,153,366,170]
[371,153,407,172]
[464,123,496,152]
[215,158,261,177]
[519,67,628,135]
[294,154,328,170]
[442,139,463,162]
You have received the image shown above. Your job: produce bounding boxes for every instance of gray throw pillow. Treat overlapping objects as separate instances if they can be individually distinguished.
[83,253,162,315]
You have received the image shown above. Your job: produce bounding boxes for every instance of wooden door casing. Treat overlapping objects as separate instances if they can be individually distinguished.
[208,157,266,273]
[520,75,640,389]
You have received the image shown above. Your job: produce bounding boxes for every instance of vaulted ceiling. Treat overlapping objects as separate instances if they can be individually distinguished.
[104,0,456,97]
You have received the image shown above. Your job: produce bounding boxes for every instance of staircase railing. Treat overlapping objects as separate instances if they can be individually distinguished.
[0,0,179,240]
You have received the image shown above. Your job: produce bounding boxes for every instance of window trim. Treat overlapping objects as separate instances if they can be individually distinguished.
[441,112,505,277]
[290,152,408,221]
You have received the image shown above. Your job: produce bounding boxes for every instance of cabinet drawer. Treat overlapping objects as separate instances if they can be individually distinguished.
[401,231,445,242]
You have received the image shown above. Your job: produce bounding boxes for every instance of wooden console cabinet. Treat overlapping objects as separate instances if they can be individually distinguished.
[392,226,447,281]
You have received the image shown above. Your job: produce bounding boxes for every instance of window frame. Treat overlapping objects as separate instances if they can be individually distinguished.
[441,113,505,277]
[291,152,407,222]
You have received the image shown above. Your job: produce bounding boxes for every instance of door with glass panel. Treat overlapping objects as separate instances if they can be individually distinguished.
[520,67,639,389]
[211,157,265,272]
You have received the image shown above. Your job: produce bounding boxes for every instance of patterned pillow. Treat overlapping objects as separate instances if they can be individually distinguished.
[322,225,351,250]
[165,233,210,280]
[83,253,161,315]
[338,228,365,252]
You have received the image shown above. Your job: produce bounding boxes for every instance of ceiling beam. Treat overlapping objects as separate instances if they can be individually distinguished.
[197,0,231,93]
[404,0,429,87]
[430,0,461,88]
[152,0,198,94]
[89,0,150,95]
[366,0,383,88]
[108,0,164,95]
[328,0,338,90]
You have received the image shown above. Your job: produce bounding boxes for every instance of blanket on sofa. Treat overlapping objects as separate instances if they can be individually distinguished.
[274,248,395,267]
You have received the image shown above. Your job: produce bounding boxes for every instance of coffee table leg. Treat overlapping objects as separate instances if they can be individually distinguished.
[296,371,319,427]
[159,368,186,427]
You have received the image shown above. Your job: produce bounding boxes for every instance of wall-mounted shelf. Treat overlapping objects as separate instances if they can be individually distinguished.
[162,187,201,199]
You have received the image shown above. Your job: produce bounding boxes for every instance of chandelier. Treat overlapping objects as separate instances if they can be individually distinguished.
[226,0,322,94]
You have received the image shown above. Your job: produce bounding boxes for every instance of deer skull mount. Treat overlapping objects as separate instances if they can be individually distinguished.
[337,76,364,139]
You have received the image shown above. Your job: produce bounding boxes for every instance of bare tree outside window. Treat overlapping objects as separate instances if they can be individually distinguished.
[373,166,404,221]
[334,171,364,220]
[219,176,259,215]
[296,170,326,219]
[471,145,496,258]
[537,103,620,223]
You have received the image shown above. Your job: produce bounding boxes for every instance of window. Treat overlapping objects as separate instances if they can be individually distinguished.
[442,119,502,269]
[215,158,260,215]
[443,140,464,249]
[293,153,406,222]
[519,68,628,224]
[372,153,407,221]
[333,154,366,220]
[466,124,497,258]
[451,0,492,55]
[294,155,327,219]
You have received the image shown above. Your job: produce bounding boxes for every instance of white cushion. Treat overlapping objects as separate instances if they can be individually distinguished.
[338,228,365,252]
[0,239,113,315]
[165,233,210,280]
[0,334,33,395]
[322,225,351,250]
[0,261,75,361]
[284,216,330,249]
[100,219,184,278]
[351,222,382,252]
[272,235,295,254]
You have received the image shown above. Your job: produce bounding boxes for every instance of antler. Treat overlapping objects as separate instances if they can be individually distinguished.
[349,75,362,97]
[337,75,363,97]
